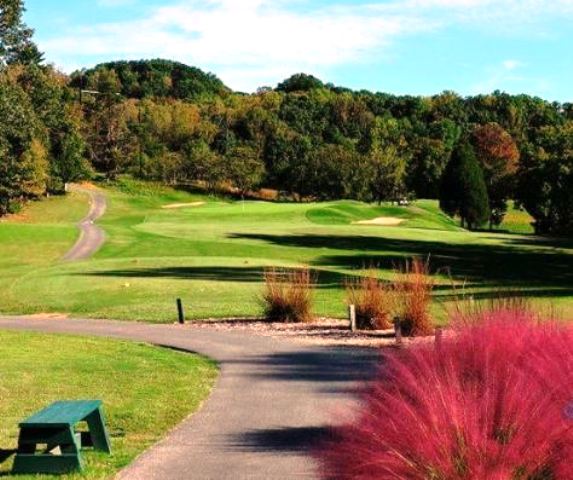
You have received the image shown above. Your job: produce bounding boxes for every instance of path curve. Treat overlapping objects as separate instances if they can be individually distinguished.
[62,185,107,261]
[0,316,379,480]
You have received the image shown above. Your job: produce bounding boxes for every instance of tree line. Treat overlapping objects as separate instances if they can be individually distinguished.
[1,0,572,235]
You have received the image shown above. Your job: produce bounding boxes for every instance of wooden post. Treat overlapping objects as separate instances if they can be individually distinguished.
[349,305,356,332]
[176,299,185,325]
[393,318,403,346]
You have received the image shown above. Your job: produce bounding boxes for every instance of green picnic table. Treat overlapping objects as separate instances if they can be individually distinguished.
[12,400,111,474]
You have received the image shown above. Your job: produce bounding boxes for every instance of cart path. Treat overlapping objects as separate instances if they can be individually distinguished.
[0,316,379,480]
[62,185,107,261]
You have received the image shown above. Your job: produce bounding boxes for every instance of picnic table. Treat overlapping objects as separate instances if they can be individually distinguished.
[12,400,111,474]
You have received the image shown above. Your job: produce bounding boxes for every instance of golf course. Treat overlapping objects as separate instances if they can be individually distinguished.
[1,178,571,323]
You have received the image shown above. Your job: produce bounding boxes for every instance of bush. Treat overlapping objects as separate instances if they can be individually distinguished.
[345,273,395,330]
[317,309,573,480]
[261,267,315,323]
[395,257,434,336]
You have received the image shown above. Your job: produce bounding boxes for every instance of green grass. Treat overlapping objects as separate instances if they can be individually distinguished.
[0,329,217,479]
[0,178,571,322]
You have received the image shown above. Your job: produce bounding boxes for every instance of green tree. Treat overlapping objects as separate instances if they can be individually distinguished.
[276,73,324,93]
[225,145,265,198]
[0,81,45,213]
[370,145,407,203]
[0,0,43,65]
[440,142,490,230]
[185,141,224,192]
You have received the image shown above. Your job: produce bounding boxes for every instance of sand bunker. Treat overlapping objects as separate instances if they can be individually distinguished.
[354,217,404,226]
[162,202,206,209]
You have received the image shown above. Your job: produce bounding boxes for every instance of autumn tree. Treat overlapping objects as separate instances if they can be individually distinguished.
[472,123,520,228]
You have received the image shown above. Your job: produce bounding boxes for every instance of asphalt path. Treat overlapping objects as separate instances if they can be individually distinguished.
[0,317,379,479]
[62,185,107,261]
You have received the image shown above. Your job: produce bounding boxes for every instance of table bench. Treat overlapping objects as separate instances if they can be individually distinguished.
[12,400,111,474]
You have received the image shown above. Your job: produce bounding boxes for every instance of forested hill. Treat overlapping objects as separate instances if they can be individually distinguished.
[70,59,230,99]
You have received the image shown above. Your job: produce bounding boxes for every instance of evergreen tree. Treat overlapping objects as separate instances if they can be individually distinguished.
[440,142,490,230]
[0,0,43,66]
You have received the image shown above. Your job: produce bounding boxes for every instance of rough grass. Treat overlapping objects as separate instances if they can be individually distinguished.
[262,267,315,323]
[0,330,217,479]
[345,273,395,330]
[0,180,571,322]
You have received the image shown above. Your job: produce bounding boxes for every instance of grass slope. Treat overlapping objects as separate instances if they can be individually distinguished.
[0,178,570,322]
[0,329,217,479]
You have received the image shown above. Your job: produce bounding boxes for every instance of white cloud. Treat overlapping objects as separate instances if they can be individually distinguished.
[502,59,522,71]
[38,0,573,92]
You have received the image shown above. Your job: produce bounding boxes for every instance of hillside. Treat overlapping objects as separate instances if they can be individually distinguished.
[70,59,229,99]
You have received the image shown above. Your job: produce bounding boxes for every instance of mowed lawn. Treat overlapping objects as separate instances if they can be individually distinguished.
[0,179,571,322]
[0,329,217,479]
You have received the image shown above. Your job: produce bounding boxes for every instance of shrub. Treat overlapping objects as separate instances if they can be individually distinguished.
[395,257,434,336]
[317,309,573,480]
[261,267,315,323]
[345,273,395,330]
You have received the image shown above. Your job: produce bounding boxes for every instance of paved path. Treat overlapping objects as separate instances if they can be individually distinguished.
[0,317,379,480]
[62,186,107,261]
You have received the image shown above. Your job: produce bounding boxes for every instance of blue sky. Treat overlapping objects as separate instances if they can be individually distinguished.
[25,0,573,100]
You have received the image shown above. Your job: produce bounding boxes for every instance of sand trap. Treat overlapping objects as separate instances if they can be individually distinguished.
[354,216,404,226]
[162,202,206,209]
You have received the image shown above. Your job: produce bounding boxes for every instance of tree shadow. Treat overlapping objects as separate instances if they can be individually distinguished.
[76,266,353,289]
[227,426,331,454]
[229,233,573,293]
[230,348,380,386]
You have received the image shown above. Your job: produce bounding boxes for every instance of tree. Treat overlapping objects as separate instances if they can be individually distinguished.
[472,123,520,228]
[0,0,43,66]
[185,141,224,192]
[516,123,573,235]
[225,145,265,198]
[0,81,46,213]
[440,142,490,230]
[370,145,407,203]
[276,73,324,93]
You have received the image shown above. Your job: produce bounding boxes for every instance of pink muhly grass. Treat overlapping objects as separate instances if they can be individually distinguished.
[317,309,573,479]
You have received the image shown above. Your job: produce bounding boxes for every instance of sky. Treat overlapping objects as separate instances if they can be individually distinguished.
[24,0,573,101]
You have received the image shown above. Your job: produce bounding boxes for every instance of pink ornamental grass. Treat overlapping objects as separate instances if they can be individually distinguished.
[317,309,573,479]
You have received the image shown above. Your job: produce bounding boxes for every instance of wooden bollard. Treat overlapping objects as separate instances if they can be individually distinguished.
[176,298,185,325]
[349,305,356,332]
[393,318,403,346]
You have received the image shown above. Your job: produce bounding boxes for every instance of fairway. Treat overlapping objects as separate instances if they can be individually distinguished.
[0,329,217,479]
[0,179,571,322]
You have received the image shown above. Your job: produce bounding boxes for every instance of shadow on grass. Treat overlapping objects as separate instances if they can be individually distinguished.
[0,450,15,465]
[76,266,351,289]
[228,233,573,293]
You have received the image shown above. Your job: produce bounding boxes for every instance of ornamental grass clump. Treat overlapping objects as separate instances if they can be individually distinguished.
[395,257,434,336]
[262,267,315,323]
[317,308,573,480]
[345,273,395,330]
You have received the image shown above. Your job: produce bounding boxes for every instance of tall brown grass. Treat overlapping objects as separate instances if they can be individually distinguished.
[395,257,434,336]
[262,267,315,323]
[345,272,395,330]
